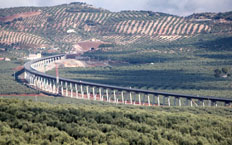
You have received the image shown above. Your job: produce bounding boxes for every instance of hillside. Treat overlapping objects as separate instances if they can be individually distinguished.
[0,3,231,50]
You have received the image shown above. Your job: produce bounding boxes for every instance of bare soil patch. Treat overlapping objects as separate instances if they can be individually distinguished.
[0,11,41,22]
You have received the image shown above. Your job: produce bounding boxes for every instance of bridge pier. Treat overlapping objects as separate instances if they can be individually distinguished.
[80,85,84,98]
[178,97,181,106]
[129,92,132,104]
[190,99,193,107]
[106,89,109,102]
[174,97,176,106]
[93,87,96,100]
[86,86,90,99]
[113,90,116,103]
[157,96,160,106]
[121,91,124,104]
[70,83,73,98]
[75,84,78,98]
[147,95,150,106]
[163,96,166,106]
[61,81,64,96]
[185,98,188,106]
[65,82,68,96]
[99,88,102,101]
[167,96,171,106]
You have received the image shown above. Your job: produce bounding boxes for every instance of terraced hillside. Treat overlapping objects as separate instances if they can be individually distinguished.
[0,2,231,50]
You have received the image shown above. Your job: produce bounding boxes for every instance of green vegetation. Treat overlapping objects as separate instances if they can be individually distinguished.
[48,35,232,99]
[0,60,37,95]
[0,97,231,145]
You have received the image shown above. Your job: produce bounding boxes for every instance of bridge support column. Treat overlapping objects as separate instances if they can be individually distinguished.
[138,94,141,105]
[80,85,84,99]
[174,97,176,106]
[129,92,132,104]
[121,91,124,104]
[70,83,73,98]
[61,81,64,96]
[42,77,46,91]
[211,101,217,107]
[178,98,181,106]
[142,95,145,105]
[152,96,155,106]
[163,96,166,106]
[202,100,205,107]
[65,82,68,96]
[99,88,102,101]
[46,79,50,92]
[185,98,188,106]
[75,84,78,98]
[93,87,96,100]
[49,80,52,93]
[113,90,116,103]
[168,97,171,107]
[106,89,109,102]
[52,80,56,94]
[148,95,150,106]
[157,96,160,106]
[86,86,90,99]
[208,100,211,107]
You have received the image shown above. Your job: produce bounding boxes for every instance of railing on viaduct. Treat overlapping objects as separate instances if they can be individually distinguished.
[24,54,232,107]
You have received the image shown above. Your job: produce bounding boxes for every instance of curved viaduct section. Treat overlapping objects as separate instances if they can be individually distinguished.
[24,54,232,107]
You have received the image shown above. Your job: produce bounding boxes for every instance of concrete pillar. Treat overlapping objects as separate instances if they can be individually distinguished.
[185,98,188,106]
[142,95,145,105]
[152,96,155,106]
[65,82,68,96]
[24,71,27,80]
[41,77,44,90]
[168,97,171,107]
[99,88,102,101]
[61,81,64,96]
[49,80,52,93]
[93,87,96,100]
[178,98,181,106]
[129,92,132,104]
[202,100,205,107]
[52,80,56,94]
[163,96,166,106]
[113,90,116,103]
[208,100,211,107]
[190,99,193,107]
[148,95,150,106]
[157,96,160,106]
[81,85,84,98]
[138,94,141,105]
[211,101,217,107]
[75,84,78,98]
[106,89,109,102]
[174,97,176,106]
[121,91,124,103]
[86,86,90,99]
[70,83,73,98]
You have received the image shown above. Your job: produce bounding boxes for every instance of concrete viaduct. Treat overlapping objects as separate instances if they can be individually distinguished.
[24,54,232,107]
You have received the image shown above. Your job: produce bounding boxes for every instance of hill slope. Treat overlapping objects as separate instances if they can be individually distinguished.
[0,3,231,50]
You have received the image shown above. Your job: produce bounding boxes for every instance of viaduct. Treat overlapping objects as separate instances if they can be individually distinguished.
[23,54,232,107]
